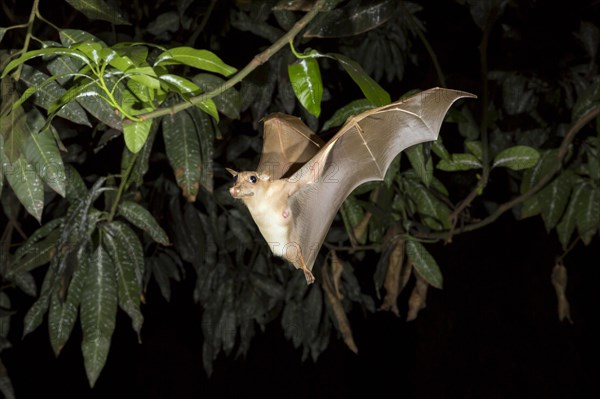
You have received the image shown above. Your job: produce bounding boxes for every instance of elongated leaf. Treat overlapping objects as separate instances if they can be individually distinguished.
[3,156,44,222]
[0,135,3,197]
[556,181,586,250]
[2,48,90,79]
[13,272,37,296]
[288,58,323,117]
[48,247,87,356]
[539,171,573,231]
[123,119,152,153]
[155,47,237,76]
[322,99,375,131]
[492,145,540,170]
[0,27,6,44]
[129,120,158,187]
[9,230,59,277]
[437,153,482,171]
[520,149,560,193]
[406,144,433,187]
[81,243,117,387]
[65,0,129,25]
[163,109,201,201]
[432,138,451,161]
[23,265,56,336]
[406,240,443,289]
[23,110,67,196]
[102,222,144,338]
[118,201,170,245]
[189,107,215,192]
[19,65,90,126]
[465,141,483,160]
[59,29,105,46]
[575,183,600,244]
[404,179,451,230]
[192,73,241,120]
[159,74,219,120]
[329,53,390,106]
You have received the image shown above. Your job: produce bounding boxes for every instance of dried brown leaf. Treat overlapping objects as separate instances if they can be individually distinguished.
[407,272,428,321]
[551,261,573,324]
[352,211,372,243]
[330,250,344,299]
[379,239,405,316]
[322,266,357,353]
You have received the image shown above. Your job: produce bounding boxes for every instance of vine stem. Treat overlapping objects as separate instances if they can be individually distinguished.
[125,0,327,125]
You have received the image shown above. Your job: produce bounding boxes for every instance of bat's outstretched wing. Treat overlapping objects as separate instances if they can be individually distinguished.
[287,88,476,270]
[257,113,324,179]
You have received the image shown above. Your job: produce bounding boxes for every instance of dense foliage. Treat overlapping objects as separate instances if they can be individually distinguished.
[0,0,598,394]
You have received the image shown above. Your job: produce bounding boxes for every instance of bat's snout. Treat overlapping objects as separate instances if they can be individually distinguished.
[229,186,240,197]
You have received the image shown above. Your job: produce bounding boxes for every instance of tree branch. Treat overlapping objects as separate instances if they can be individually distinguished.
[126,0,327,125]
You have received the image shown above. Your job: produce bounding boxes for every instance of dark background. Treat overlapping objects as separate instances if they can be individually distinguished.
[2,1,599,398]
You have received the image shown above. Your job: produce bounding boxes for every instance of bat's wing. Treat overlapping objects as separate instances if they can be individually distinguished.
[287,88,476,270]
[257,113,324,179]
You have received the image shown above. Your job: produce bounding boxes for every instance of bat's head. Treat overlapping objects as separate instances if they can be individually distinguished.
[226,168,270,199]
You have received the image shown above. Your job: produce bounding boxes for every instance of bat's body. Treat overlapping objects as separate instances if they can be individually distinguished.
[228,88,475,284]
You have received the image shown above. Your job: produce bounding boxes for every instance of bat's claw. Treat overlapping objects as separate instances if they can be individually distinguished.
[303,268,315,284]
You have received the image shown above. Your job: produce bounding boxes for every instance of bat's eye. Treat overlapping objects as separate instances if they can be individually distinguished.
[249,175,258,184]
[233,175,238,183]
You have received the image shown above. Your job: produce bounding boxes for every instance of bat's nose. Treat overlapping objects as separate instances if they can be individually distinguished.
[229,186,240,197]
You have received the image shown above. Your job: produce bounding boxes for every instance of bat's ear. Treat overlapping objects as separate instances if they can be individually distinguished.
[225,167,238,177]
[258,172,270,181]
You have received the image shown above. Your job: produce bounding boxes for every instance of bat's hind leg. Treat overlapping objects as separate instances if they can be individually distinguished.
[299,255,315,284]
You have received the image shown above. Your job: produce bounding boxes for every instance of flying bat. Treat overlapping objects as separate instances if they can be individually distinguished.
[227,88,476,284]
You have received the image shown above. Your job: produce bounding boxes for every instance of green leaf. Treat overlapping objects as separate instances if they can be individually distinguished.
[81,243,117,387]
[155,47,237,76]
[128,121,159,187]
[520,149,560,193]
[2,156,44,222]
[102,222,144,339]
[147,11,180,35]
[492,145,540,170]
[59,29,105,47]
[0,135,4,197]
[432,138,451,161]
[117,201,170,245]
[189,107,215,192]
[48,247,87,356]
[406,144,433,187]
[405,178,451,230]
[2,48,91,79]
[13,272,37,297]
[575,183,600,244]
[23,265,56,336]
[406,240,443,289]
[437,153,482,171]
[123,119,152,154]
[159,74,218,120]
[572,80,600,121]
[9,230,59,277]
[22,110,67,196]
[192,73,241,120]
[322,98,375,131]
[18,65,91,126]
[539,171,573,231]
[520,197,541,219]
[556,181,586,250]
[163,109,201,201]
[64,0,129,25]
[465,141,483,160]
[328,53,390,106]
[0,27,6,44]
[288,58,323,117]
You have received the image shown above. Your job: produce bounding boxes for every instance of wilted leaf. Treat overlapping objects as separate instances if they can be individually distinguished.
[330,251,344,300]
[551,262,572,324]
[288,58,323,117]
[406,240,443,289]
[406,273,428,321]
[380,238,405,316]
[321,269,357,353]
[81,243,117,387]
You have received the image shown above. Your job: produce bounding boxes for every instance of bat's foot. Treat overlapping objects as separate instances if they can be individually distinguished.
[303,268,315,284]
[298,255,315,284]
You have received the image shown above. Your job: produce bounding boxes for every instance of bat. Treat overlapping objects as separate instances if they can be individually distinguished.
[227,88,476,284]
